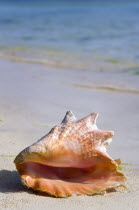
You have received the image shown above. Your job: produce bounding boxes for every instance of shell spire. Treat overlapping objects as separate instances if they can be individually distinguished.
[61,110,76,124]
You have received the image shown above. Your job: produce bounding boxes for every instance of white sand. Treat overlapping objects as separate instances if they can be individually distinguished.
[0,59,139,209]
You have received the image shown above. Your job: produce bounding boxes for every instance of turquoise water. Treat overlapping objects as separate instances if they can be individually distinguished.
[0,0,139,70]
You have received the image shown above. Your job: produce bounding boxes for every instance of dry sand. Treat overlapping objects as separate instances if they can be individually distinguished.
[0,59,139,209]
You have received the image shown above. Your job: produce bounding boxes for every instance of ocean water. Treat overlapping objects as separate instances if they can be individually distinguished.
[0,0,139,71]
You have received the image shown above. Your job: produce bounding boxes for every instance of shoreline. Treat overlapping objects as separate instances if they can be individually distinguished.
[1,53,139,73]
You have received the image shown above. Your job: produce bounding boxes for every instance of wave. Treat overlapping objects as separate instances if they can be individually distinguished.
[0,48,139,72]
[72,83,139,94]
[0,54,91,70]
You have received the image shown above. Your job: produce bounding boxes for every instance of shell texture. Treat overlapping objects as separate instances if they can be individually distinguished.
[14,111,126,197]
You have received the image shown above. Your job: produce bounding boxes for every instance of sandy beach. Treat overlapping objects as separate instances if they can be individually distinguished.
[0,58,139,209]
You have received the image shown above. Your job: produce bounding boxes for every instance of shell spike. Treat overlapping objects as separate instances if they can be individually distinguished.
[80,112,99,125]
[61,110,76,124]
[103,131,114,139]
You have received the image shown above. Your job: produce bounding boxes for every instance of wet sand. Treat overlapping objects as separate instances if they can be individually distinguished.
[0,59,139,209]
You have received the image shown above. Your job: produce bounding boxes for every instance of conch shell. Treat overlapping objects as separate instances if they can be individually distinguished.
[14,111,125,197]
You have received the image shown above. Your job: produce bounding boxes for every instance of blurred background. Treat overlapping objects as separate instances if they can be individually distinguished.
[0,0,139,72]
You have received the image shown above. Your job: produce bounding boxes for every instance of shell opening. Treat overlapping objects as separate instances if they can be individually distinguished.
[16,159,125,197]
